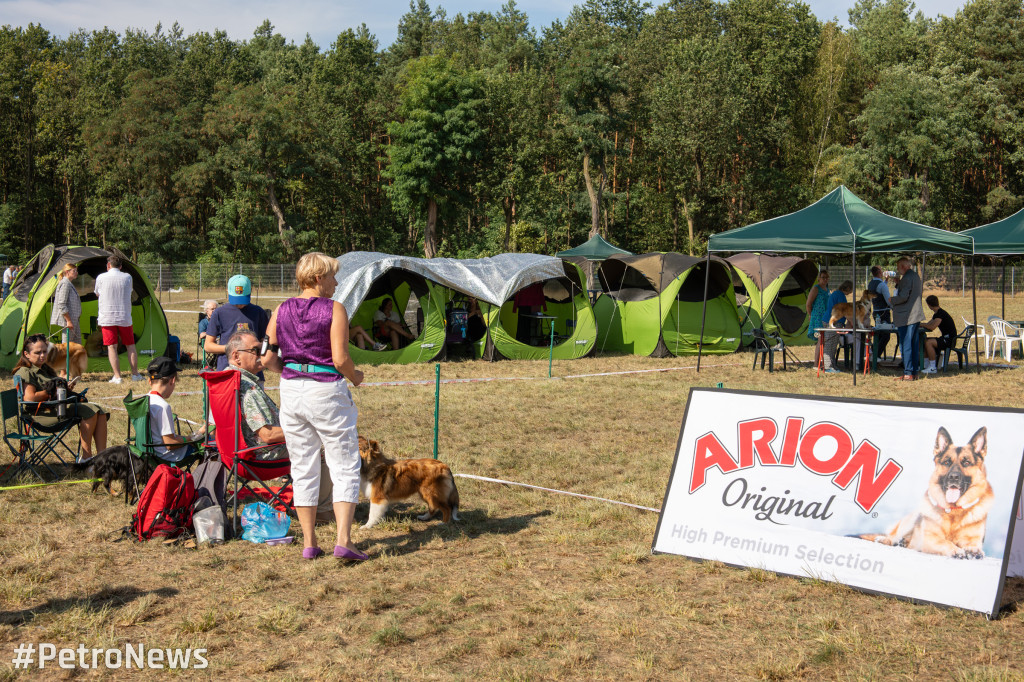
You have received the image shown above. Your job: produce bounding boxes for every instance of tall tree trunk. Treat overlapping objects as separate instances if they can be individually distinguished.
[502,196,515,251]
[424,198,438,258]
[266,172,293,258]
[583,152,605,238]
[681,197,695,256]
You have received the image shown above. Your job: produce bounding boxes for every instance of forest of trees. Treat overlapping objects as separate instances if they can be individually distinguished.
[0,0,1022,264]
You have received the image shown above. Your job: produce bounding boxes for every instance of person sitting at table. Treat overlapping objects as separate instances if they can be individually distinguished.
[373,298,414,349]
[921,295,957,375]
[467,297,486,342]
[820,280,854,374]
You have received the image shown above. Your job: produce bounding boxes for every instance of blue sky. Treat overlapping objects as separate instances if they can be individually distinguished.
[1,0,967,50]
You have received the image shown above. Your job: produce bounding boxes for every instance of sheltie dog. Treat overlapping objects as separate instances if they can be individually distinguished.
[829,289,873,328]
[46,341,89,380]
[358,436,460,528]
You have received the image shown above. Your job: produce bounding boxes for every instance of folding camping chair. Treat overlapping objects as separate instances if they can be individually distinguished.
[123,391,205,500]
[201,369,292,535]
[0,380,83,482]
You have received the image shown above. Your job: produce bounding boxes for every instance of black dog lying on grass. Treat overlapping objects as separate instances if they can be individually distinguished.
[76,446,155,504]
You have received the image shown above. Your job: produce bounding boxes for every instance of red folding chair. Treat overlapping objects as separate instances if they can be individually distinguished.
[201,369,292,535]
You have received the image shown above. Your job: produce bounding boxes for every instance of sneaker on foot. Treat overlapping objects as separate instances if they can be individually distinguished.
[130,373,145,381]
[922,366,937,374]
[108,376,122,384]
[823,368,840,374]
[373,342,386,351]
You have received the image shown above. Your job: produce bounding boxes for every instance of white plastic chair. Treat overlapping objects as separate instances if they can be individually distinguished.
[987,317,1024,361]
[962,317,990,358]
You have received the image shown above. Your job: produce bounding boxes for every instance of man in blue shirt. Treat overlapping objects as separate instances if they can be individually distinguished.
[204,275,269,378]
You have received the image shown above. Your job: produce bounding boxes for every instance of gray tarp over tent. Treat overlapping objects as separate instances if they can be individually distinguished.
[335,252,566,312]
[697,186,977,381]
[963,208,1024,318]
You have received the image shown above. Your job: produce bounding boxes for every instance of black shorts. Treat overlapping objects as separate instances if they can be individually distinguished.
[934,335,954,352]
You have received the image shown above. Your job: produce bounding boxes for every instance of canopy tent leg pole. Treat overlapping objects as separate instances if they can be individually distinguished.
[1002,260,1006,319]
[851,249,857,386]
[973,257,980,374]
[697,250,712,372]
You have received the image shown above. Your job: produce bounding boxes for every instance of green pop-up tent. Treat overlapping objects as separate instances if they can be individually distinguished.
[962,207,1024,318]
[727,253,818,347]
[0,244,168,371]
[698,186,976,381]
[594,252,740,356]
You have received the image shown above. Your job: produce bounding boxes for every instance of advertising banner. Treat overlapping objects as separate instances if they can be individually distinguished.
[653,389,1024,617]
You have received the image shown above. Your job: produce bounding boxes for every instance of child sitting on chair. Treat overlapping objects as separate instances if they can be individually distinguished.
[146,356,196,462]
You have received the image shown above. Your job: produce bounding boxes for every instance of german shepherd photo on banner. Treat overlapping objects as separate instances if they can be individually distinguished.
[856,426,994,559]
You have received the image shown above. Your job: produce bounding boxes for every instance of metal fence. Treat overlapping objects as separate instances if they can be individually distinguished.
[137,264,298,297]
[812,265,1018,297]
[137,263,1024,298]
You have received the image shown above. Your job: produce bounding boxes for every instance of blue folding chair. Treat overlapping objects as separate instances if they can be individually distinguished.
[0,380,82,482]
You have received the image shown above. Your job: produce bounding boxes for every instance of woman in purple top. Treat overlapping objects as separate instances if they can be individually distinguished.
[263,252,367,561]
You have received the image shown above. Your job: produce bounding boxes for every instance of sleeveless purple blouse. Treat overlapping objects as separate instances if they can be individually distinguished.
[277,297,343,383]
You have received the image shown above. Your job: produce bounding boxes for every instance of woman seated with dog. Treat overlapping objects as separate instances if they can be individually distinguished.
[373,298,414,350]
[819,280,854,374]
[14,333,109,460]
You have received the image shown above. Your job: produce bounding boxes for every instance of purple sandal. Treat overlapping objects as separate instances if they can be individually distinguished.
[334,545,369,561]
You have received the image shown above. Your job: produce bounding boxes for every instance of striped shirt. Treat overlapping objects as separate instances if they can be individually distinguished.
[49,277,82,343]
[94,267,133,327]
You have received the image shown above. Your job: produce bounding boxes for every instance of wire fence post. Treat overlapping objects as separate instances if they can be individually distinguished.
[199,263,203,295]
[433,363,441,460]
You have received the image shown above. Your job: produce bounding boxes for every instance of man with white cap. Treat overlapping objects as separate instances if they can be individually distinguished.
[204,274,270,376]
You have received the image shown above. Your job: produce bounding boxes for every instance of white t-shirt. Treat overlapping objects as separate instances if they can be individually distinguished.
[148,392,182,460]
[2,268,12,285]
[94,267,134,327]
[374,309,402,325]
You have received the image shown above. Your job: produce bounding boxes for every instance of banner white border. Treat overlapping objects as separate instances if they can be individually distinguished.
[651,388,1024,618]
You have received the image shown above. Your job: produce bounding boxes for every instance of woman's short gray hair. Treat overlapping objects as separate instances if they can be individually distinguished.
[203,299,218,310]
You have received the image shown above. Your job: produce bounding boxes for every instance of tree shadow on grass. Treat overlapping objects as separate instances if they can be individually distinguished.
[356,506,552,557]
[0,585,178,626]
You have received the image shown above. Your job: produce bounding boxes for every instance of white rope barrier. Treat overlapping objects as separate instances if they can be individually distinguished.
[454,473,660,513]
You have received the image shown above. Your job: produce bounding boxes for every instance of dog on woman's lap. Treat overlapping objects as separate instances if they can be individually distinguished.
[358,436,460,529]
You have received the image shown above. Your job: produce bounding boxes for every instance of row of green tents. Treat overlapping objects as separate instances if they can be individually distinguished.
[5,185,1023,369]
[0,245,821,369]
[333,250,822,364]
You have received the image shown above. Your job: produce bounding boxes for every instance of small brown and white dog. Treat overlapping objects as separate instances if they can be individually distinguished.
[829,289,873,328]
[358,436,460,528]
[45,341,89,380]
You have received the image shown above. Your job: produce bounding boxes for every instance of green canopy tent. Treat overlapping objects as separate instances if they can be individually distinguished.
[557,234,632,294]
[962,207,1024,318]
[0,244,168,371]
[594,252,741,357]
[698,186,977,383]
[727,254,819,347]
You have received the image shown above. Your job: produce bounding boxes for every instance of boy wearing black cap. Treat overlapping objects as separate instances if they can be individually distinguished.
[147,356,196,462]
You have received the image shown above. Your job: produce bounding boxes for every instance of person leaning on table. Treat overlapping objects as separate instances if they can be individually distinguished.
[261,252,368,562]
[819,280,853,374]
[889,256,926,381]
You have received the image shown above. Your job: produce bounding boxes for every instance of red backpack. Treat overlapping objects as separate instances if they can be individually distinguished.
[131,464,196,541]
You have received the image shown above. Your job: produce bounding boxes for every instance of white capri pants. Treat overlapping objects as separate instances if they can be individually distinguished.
[279,376,360,507]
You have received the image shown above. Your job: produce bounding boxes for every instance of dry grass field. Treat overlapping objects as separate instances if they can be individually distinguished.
[1,289,1024,680]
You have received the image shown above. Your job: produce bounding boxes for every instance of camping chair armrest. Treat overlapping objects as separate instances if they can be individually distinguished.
[19,396,82,409]
[234,443,283,460]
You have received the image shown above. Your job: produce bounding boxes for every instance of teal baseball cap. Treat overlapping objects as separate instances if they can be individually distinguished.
[227,274,252,304]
